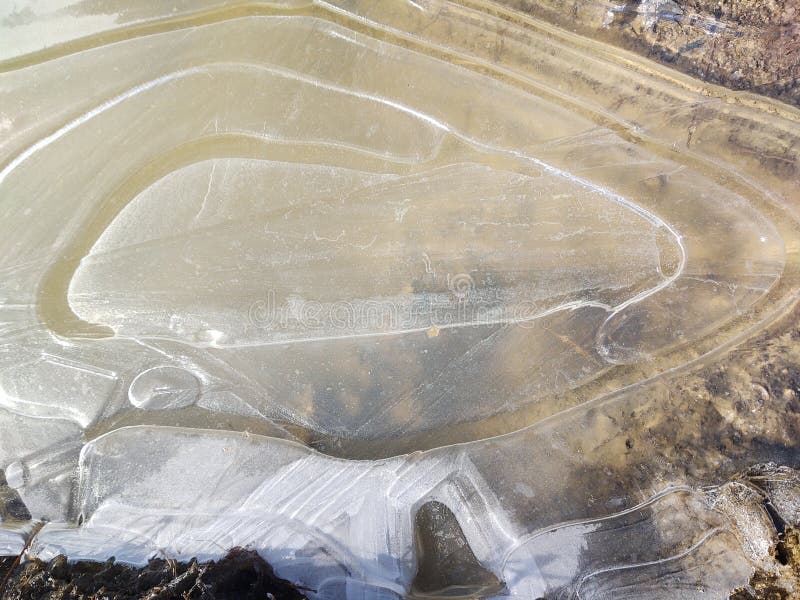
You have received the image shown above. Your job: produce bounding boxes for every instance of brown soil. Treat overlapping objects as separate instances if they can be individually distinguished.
[632,0,800,106]
[504,0,800,106]
[0,549,307,600]
[731,528,800,599]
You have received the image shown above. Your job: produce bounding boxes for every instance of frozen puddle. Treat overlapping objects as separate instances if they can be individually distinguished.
[0,0,799,598]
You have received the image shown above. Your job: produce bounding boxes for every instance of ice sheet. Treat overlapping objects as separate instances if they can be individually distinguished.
[0,13,785,448]
[28,426,759,598]
[1,0,799,597]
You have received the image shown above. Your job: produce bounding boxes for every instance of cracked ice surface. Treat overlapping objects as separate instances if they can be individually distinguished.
[0,0,798,597]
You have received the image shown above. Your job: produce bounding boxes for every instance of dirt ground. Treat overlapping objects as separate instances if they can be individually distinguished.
[506,0,800,106]
[0,549,307,600]
[622,0,799,105]
[557,308,800,597]
[731,528,800,599]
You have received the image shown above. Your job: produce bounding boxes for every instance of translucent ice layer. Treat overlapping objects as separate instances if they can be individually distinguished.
[1,0,799,598]
[24,426,763,598]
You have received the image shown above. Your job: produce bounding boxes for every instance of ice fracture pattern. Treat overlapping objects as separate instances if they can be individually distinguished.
[1,0,799,598]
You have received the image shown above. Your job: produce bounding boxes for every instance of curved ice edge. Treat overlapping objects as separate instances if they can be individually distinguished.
[25,426,758,598]
[0,60,685,344]
[0,10,783,442]
[67,157,680,348]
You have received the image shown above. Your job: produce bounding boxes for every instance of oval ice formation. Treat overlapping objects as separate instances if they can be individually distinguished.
[127,366,200,410]
[68,159,680,344]
[0,1,798,599]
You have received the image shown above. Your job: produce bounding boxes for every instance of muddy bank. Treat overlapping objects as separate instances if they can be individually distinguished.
[629,0,799,105]
[503,0,800,106]
[0,549,307,600]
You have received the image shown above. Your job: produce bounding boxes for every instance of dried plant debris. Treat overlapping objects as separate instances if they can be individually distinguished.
[0,549,307,600]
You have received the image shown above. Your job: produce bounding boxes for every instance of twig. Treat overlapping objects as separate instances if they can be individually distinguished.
[0,522,43,596]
